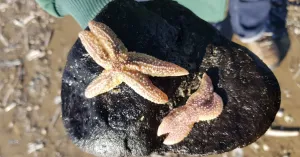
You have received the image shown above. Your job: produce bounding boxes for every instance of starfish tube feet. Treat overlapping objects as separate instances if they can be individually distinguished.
[157,73,224,144]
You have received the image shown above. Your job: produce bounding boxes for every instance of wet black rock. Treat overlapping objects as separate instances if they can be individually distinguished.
[61,0,281,157]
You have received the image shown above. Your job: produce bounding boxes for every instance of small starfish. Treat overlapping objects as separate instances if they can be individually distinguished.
[79,21,189,104]
[157,73,223,145]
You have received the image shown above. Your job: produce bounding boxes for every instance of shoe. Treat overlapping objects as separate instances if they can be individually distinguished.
[246,33,280,70]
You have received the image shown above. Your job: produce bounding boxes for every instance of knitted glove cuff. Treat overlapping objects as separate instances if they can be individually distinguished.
[36,0,227,29]
[55,0,112,28]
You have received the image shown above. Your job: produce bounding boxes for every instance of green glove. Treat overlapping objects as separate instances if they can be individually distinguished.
[35,0,111,28]
[35,0,227,29]
[175,0,227,23]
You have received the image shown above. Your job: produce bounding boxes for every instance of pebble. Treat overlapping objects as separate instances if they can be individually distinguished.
[41,128,47,135]
[27,142,44,154]
[231,148,244,157]
[140,116,145,121]
[262,144,270,151]
[8,122,14,128]
[4,102,17,112]
[283,89,291,98]
[12,19,24,27]
[249,142,260,152]
[284,115,294,123]
[294,28,300,35]
[47,50,53,55]
[26,49,46,61]
[276,108,284,118]
[26,106,32,111]
[54,96,61,105]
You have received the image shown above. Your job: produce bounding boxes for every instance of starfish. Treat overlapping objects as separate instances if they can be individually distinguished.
[157,73,223,145]
[78,21,189,104]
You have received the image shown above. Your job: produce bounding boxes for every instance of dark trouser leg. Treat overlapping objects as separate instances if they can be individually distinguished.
[267,0,288,39]
[229,0,271,42]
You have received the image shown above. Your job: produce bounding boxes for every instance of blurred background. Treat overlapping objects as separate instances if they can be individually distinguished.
[0,0,300,157]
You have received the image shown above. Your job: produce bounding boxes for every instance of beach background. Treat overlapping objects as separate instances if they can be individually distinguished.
[0,1,300,157]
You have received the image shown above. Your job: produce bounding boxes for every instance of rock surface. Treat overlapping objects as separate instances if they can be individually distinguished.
[61,0,281,157]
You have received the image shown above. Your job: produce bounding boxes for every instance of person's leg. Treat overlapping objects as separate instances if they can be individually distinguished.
[267,0,289,62]
[229,0,271,43]
[229,0,281,69]
[267,0,288,39]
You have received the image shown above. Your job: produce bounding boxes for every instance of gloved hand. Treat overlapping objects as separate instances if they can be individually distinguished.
[35,0,227,28]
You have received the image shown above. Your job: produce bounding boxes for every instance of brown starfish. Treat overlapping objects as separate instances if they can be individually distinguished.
[157,73,223,145]
[78,21,189,104]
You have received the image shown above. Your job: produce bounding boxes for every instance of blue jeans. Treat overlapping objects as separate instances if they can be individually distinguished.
[213,0,287,41]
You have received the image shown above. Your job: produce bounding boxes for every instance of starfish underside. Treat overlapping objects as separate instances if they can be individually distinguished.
[79,21,189,104]
[157,73,223,145]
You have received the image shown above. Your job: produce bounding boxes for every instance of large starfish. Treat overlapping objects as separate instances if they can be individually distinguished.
[78,21,189,104]
[157,73,223,145]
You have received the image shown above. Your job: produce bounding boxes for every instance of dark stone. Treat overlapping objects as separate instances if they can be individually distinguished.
[61,0,281,157]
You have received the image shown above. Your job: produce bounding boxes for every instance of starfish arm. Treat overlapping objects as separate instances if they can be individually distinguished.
[162,126,193,145]
[198,73,214,93]
[85,70,122,98]
[157,106,195,145]
[120,70,168,104]
[79,31,112,69]
[185,73,223,121]
[185,73,214,106]
[157,73,224,145]
[125,52,189,77]
[88,21,128,59]
[206,92,224,120]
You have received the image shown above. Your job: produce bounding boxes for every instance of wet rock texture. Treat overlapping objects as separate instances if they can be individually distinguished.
[61,0,281,156]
